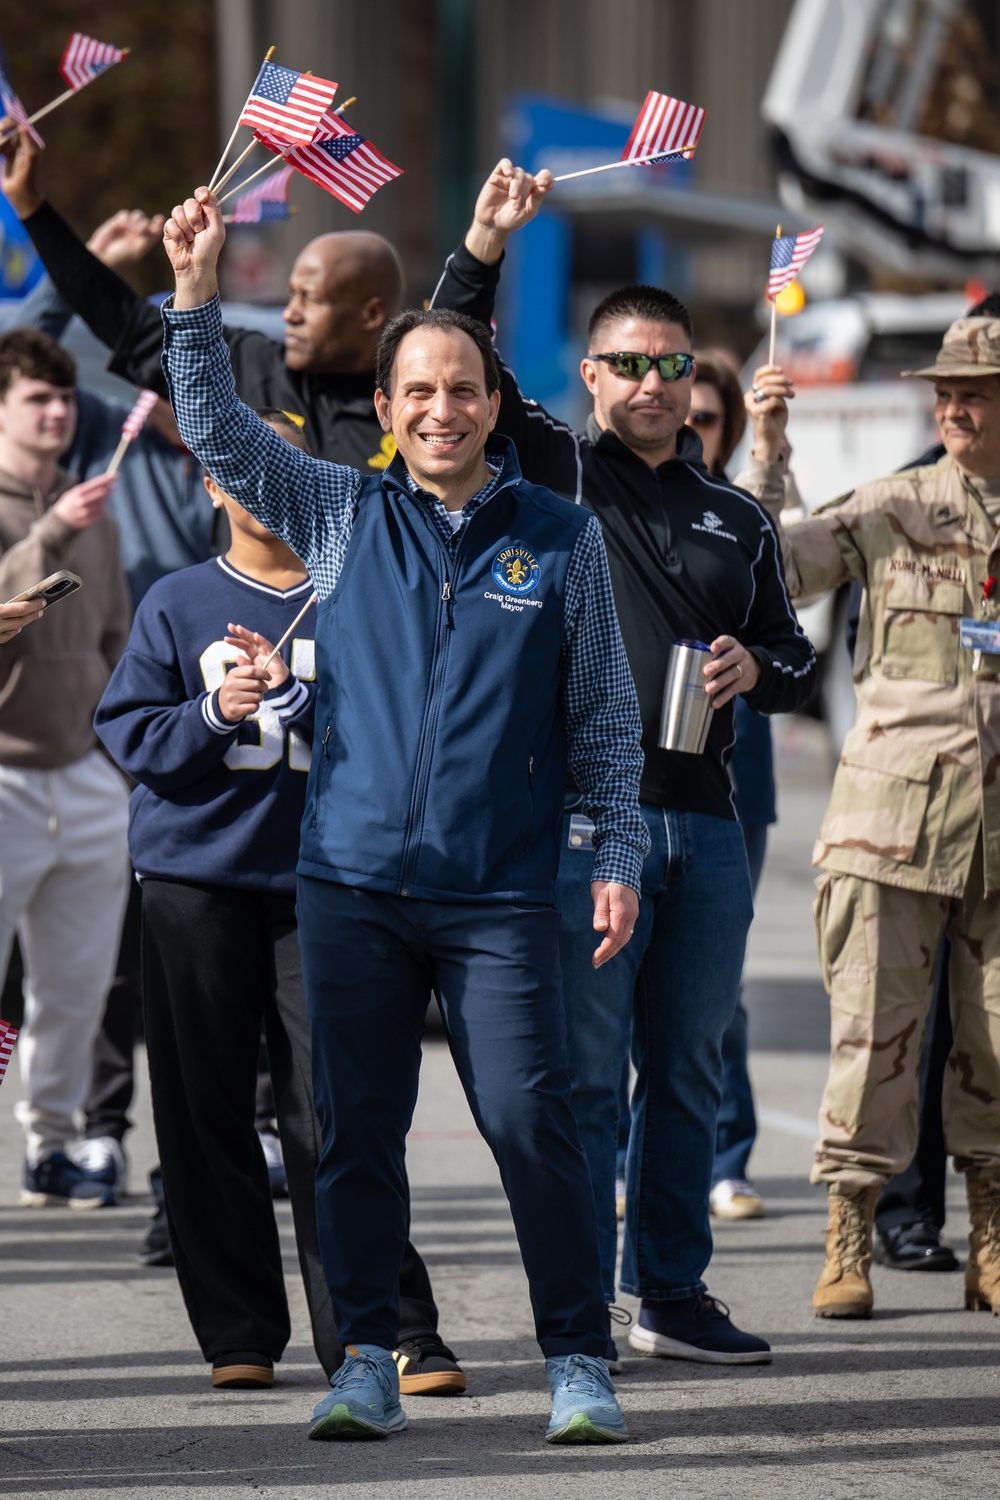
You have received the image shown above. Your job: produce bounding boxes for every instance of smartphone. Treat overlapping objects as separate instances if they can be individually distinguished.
[3,570,83,608]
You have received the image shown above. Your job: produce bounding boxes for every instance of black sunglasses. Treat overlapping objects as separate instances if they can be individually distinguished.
[689,409,722,427]
[591,351,696,382]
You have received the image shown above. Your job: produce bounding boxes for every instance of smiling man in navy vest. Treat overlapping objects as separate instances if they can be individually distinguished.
[159,187,649,1447]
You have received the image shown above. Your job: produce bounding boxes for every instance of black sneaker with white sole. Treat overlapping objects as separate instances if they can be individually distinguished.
[628,1292,771,1364]
[392,1333,466,1394]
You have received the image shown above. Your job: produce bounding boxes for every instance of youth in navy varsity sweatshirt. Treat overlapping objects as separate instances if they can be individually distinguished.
[95,556,316,895]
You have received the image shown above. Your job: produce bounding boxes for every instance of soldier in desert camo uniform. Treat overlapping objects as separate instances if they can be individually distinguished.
[738,316,1000,1321]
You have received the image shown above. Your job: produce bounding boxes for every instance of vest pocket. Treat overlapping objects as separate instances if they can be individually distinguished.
[880,574,965,684]
[311,723,333,832]
[818,733,936,865]
[519,754,535,854]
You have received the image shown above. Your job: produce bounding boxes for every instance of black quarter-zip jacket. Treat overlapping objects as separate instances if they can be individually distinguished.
[22,201,391,471]
[432,243,817,819]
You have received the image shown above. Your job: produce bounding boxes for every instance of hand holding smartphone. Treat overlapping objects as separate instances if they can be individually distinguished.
[1,571,82,643]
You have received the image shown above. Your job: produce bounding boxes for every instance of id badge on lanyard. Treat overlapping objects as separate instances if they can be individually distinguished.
[961,574,999,669]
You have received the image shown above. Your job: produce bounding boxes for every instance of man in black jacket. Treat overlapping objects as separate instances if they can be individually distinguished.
[432,160,817,1367]
[0,117,461,1399]
[0,121,403,471]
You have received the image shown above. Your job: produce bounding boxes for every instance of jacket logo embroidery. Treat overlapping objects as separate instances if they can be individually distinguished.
[367,434,397,470]
[492,546,540,596]
[692,510,738,542]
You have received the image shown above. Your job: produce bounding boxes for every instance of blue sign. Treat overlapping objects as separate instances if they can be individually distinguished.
[0,190,42,298]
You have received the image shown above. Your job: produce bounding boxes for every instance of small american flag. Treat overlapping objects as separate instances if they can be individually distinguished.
[0,1018,18,1087]
[255,109,401,213]
[59,33,127,92]
[239,62,337,147]
[0,36,43,148]
[768,227,824,300]
[121,389,158,442]
[621,91,704,163]
[230,164,294,224]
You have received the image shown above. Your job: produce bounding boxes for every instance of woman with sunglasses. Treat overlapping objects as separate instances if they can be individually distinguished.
[431,159,817,1371]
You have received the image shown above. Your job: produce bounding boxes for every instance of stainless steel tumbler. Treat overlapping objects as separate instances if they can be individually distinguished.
[658,639,714,755]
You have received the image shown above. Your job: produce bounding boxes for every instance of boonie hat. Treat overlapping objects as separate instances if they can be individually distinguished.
[905,317,1000,381]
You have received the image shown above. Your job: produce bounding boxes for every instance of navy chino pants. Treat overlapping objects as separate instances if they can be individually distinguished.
[296,876,607,1359]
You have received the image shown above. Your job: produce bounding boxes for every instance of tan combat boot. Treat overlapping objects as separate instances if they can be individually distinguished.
[813,1183,881,1319]
[964,1173,1000,1314]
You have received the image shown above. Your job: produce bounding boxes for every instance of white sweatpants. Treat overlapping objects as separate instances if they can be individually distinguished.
[0,750,130,1163]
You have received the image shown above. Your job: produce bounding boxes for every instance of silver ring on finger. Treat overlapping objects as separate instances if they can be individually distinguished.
[752,386,765,403]
[736,664,743,678]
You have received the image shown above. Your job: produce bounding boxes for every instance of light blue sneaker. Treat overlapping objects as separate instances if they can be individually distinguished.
[309,1344,407,1440]
[544,1353,629,1444]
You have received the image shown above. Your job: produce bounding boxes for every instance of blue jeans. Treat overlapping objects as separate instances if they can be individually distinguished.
[297,877,606,1358]
[712,822,767,1186]
[556,801,752,1302]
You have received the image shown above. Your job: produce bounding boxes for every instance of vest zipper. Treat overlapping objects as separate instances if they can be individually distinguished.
[399,525,474,894]
[441,577,454,627]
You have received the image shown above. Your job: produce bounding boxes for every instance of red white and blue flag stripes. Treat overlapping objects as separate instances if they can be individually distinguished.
[768,226,825,300]
[229,164,294,224]
[59,33,127,92]
[255,109,401,213]
[121,389,159,442]
[0,1018,18,1088]
[239,62,337,146]
[0,35,43,147]
[621,91,705,163]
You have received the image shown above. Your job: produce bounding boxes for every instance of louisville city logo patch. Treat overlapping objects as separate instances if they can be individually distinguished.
[491,546,540,596]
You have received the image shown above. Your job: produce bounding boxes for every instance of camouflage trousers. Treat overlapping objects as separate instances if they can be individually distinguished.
[811,857,1000,1190]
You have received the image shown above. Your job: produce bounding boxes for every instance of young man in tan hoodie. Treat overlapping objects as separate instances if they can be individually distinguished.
[0,327,131,1207]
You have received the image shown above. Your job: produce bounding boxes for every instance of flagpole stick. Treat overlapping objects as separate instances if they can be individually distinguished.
[208,44,275,191]
[213,139,260,195]
[217,153,288,205]
[768,224,782,366]
[551,143,698,184]
[261,594,317,671]
[105,434,131,476]
[218,98,358,206]
[26,87,79,126]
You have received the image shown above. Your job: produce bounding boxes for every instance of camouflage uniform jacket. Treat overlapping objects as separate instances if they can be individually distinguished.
[739,453,1000,897]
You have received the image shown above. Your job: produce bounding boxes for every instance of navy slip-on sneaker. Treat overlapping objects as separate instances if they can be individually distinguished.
[628,1292,771,1365]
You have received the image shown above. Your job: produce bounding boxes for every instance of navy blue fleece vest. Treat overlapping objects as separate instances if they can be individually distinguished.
[298,441,590,902]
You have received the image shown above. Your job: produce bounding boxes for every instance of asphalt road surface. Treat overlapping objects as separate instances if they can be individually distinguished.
[0,718,997,1498]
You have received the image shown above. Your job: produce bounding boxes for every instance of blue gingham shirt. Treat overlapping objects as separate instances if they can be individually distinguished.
[161,295,649,889]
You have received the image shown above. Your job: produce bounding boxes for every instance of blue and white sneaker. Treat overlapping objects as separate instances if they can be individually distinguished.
[20,1152,116,1210]
[544,1353,628,1444]
[628,1293,771,1364]
[309,1344,407,1440]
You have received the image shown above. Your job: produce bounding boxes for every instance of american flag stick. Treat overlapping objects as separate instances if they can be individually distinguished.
[261,593,317,671]
[551,144,699,183]
[213,138,261,195]
[768,225,782,366]
[208,45,275,192]
[217,152,288,206]
[105,433,131,475]
[218,97,356,205]
[25,49,131,127]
